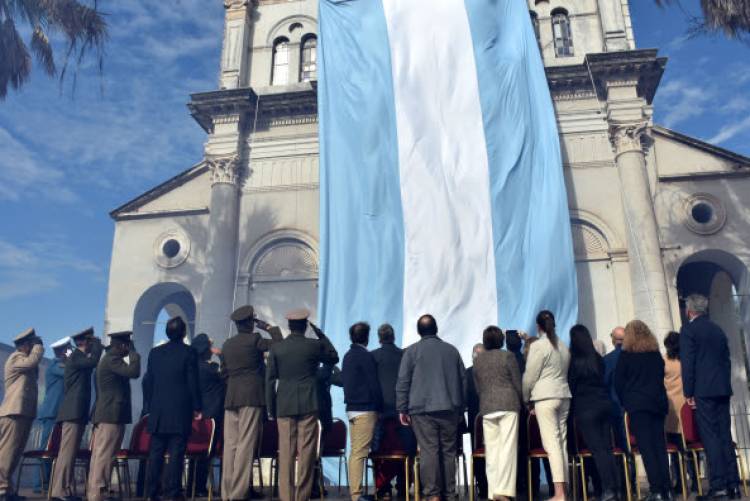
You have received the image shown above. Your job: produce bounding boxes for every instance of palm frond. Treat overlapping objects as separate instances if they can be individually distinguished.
[701,0,750,38]
[0,17,32,98]
[30,25,55,75]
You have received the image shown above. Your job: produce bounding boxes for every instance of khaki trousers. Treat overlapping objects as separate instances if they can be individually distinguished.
[221,406,263,500]
[0,416,33,495]
[86,423,124,501]
[483,411,519,498]
[51,421,85,498]
[534,398,570,484]
[348,412,378,501]
[277,413,319,501]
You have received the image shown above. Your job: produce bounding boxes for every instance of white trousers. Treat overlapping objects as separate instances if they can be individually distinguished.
[483,411,519,498]
[534,398,570,484]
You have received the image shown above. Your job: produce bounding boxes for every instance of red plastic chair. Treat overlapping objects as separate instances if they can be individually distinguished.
[367,418,413,501]
[185,418,216,501]
[678,403,748,497]
[114,415,151,499]
[17,422,62,498]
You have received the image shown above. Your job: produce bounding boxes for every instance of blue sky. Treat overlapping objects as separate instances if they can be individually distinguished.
[0,1,748,347]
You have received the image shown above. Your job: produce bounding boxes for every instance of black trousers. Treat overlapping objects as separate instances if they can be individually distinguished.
[147,432,188,498]
[630,411,671,495]
[696,396,740,491]
[411,411,459,501]
[577,404,620,494]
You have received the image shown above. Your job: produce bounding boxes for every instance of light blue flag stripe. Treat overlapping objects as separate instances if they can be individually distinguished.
[463,0,579,338]
[317,0,405,344]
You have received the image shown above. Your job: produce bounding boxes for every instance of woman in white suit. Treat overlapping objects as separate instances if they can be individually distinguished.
[522,310,571,501]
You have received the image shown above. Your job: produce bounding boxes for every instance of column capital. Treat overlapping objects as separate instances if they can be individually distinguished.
[609,120,650,158]
[206,155,241,186]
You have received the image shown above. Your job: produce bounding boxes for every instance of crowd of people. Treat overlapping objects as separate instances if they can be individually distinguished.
[0,293,742,501]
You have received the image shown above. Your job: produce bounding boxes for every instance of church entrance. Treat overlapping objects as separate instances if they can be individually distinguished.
[676,250,750,465]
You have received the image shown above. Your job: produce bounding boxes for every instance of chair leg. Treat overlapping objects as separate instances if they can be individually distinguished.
[414,457,420,501]
[319,459,324,501]
[469,455,474,501]
[735,446,749,497]
[580,457,588,501]
[675,451,687,501]
[527,459,533,501]
[692,451,703,496]
[405,458,410,501]
[621,455,632,501]
[47,459,56,501]
[634,455,641,501]
[207,458,213,501]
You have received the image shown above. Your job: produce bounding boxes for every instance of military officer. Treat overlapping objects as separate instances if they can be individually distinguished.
[34,337,71,492]
[51,328,103,501]
[266,309,339,501]
[87,331,141,501]
[220,306,283,501]
[0,328,44,501]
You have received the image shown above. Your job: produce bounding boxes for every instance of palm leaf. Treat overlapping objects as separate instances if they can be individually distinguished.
[0,17,31,98]
[31,25,55,75]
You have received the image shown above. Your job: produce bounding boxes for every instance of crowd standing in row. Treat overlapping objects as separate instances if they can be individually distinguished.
[0,293,741,501]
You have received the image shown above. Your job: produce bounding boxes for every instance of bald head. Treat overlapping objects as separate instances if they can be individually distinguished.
[611,326,625,346]
[417,314,438,337]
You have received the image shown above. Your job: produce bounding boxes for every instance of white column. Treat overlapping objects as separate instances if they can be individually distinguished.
[609,120,674,336]
[596,0,628,51]
[220,0,254,89]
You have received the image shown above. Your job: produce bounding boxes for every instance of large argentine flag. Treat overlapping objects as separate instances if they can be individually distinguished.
[317,0,578,360]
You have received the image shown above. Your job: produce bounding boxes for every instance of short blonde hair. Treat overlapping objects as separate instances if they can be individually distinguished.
[623,320,659,353]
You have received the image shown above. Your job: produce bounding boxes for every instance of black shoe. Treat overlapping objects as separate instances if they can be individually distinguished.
[662,490,675,501]
[249,489,263,499]
[377,489,393,501]
[9,495,26,501]
[600,489,618,501]
[697,489,729,501]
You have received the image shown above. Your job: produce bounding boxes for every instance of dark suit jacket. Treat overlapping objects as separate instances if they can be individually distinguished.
[57,341,103,423]
[614,350,668,416]
[199,359,226,420]
[92,351,141,424]
[266,331,338,418]
[466,366,480,434]
[221,326,282,409]
[316,364,342,433]
[143,340,202,436]
[342,345,382,412]
[371,343,403,417]
[680,315,733,399]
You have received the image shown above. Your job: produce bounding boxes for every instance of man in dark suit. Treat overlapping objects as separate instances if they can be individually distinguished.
[681,294,740,500]
[87,331,141,501]
[371,324,415,499]
[266,309,339,501]
[52,328,103,501]
[220,305,282,501]
[187,334,224,498]
[466,343,487,500]
[144,317,202,501]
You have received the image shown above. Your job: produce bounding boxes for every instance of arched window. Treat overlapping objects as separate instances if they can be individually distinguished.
[271,37,290,86]
[551,8,574,57]
[530,11,541,46]
[300,35,317,82]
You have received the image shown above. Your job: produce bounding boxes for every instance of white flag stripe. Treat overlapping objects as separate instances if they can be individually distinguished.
[381,0,499,354]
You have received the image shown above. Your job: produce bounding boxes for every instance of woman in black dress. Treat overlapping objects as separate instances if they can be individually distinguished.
[568,324,619,501]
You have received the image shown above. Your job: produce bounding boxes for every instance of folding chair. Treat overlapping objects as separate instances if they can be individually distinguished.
[185,418,216,501]
[17,422,62,497]
[114,415,151,499]
[367,418,412,501]
[468,415,484,501]
[319,418,347,495]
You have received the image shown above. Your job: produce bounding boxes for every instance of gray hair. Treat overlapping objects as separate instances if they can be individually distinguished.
[377,323,395,343]
[686,294,709,314]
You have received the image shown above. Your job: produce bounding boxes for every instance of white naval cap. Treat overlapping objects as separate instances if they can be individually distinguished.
[51,337,71,349]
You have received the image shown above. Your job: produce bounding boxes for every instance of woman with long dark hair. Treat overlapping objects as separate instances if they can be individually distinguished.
[568,324,619,501]
[615,320,672,501]
[522,310,571,501]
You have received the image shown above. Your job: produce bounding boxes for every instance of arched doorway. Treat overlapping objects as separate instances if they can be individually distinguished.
[676,250,750,460]
[131,282,197,417]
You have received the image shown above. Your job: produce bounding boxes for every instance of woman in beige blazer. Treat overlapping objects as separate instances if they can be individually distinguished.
[663,331,686,435]
[522,310,571,501]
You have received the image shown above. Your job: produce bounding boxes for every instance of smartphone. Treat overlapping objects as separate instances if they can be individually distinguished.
[506,329,519,337]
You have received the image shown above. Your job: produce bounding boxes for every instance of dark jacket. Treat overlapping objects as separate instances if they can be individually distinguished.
[199,359,226,420]
[614,350,668,416]
[342,344,382,412]
[143,340,202,436]
[266,331,339,418]
[603,345,623,410]
[466,366,480,433]
[38,360,65,420]
[680,315,733,399]
[317,364,342,433]
[92,350,141,424]
[395,335,466,415]
[568,354,610,415]
[221,326,283,410]
[473,350,523,415]
[371,343,403,417]
[57,340,103,423]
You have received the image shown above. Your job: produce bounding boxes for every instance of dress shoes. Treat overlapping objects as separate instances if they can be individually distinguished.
[697,489,729,501]
[600,489,618,501]
[728,486,742,500]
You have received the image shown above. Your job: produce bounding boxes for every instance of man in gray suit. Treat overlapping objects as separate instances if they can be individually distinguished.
[0,328,44,501]
[220,305,282,501]
[52,328,103,501]
[266,309,339,501]
[87,331,141,501]
[396,315,466,501]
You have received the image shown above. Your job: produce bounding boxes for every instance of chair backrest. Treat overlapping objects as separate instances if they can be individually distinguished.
[473,415,485,451]
[527,413,545,452]
[129,415,152,455]
[47,422,63,454]
[322,418,347,456]
[258,420,278,458]
[680,402,701,445]
[186,417,215,456]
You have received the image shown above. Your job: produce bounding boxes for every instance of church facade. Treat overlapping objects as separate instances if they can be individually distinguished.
[105,0,750,419]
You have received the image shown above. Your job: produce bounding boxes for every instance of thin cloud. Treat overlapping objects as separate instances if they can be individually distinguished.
[708,115,750,145]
